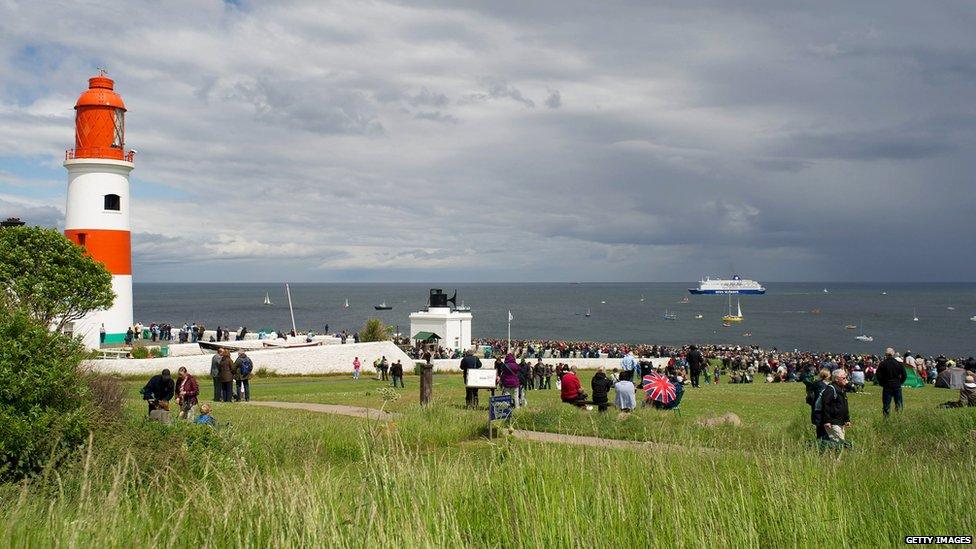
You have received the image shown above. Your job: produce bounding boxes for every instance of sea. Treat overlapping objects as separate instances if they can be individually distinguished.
[134,283,976,357]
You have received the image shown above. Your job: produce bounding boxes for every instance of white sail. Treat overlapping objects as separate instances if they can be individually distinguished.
[263,292,273,306]
[736,299,742,318]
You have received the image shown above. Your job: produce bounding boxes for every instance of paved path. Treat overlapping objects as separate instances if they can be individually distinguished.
[248,400,395,421]
[250,400,717,454]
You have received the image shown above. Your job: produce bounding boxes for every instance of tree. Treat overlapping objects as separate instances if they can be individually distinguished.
[0,310,94,480]
[359,318,393,342]
[0,226,114,332]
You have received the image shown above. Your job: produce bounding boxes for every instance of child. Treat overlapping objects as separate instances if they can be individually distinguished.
[195,403,216,426]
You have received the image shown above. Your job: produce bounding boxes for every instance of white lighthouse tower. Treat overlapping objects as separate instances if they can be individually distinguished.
[63,71,135,349]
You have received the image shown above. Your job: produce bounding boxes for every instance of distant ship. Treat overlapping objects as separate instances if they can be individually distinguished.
[374,301,393,310]
[689,275,765,295]
[455,301,471,312]
[343,299,349,309]
[662,309,677,320]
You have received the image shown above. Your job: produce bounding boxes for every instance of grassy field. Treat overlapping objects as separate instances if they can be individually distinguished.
[1,372,974,547]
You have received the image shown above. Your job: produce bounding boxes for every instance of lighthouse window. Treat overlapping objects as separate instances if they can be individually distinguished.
[112,108,124,148]
[104,194,121,211]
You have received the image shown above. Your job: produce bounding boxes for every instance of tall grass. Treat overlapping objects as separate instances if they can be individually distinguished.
[2,394,975,547]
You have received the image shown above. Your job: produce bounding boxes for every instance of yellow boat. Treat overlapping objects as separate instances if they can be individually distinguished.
[721,295,744,322]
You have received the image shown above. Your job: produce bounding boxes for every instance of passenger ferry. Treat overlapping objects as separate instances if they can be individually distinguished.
[688,275,765,295]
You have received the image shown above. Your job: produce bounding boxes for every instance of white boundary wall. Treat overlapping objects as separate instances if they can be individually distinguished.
[86,341,414,377]
[429,356,670,373]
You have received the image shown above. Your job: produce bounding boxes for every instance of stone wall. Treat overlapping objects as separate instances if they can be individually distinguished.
[86,341,414,377]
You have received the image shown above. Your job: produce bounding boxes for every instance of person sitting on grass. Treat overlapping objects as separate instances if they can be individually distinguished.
[195,403,216,426]
[560,366,588,406]
[591,367,613,412]
[940,375,976,408]
[849,365,865,392]
[614,377,636,412]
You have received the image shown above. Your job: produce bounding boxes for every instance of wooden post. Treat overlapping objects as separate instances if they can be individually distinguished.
[420,363,433,406]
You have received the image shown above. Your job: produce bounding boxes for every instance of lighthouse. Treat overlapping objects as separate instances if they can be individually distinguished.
[63,72,135,349]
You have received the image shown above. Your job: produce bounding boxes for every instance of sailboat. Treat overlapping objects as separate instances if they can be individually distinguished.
[640,294,645,303]
[695,313,703,319]
[343,298,349,309]
[263,292,273,306]
[855,319,873,342]
[374,301,393,310]
[455,300,471,312]
[823,288,829,294]
[584,308,591,317]
[662,309,677,320]
[721,294,743,322]
[912,308,919,322]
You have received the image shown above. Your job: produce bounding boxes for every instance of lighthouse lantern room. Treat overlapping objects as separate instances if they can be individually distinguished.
[63,71,135,348]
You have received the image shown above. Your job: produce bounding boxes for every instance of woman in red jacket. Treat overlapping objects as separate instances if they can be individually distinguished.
[175,366,200,420]
[560,366,587,406]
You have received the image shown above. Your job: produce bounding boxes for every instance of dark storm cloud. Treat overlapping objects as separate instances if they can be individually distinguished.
[1,0,974,282]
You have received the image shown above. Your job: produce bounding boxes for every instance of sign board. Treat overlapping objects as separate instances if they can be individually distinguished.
[489,394,514,421]
[465,369,497,389]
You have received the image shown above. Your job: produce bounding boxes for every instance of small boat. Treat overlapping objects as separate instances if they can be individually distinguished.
[742,332,752,337]
[912,307,919,322]
[374,302,393,310]
[601,300,607,304]
[881,291,887,295]
[640,294,645,302]
[585,308,591,317]
[844,324,857,330]
[695,313,703,319]
[823,288,829,294]
[722,322,732,327]
[855,318,873,341]
[455,301,471,312]
[680,296,690,303]
[343,299,349,308]
[947,306,955,311]
[971,316,976,322]
[811,309,821,315]
[263,292,273,306]
[663,309,677,320]
[721,295,743,323]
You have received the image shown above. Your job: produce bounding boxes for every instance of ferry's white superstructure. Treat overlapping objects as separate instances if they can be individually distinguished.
[689,275,765,295]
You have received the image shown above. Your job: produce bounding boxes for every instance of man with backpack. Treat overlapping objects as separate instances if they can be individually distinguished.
[234,351,253,402]
[818,369,851,444]
[210,348,223,401]
[805,368,831,440]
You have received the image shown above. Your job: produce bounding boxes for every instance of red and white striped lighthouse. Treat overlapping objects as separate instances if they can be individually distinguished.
[63,71,135,348]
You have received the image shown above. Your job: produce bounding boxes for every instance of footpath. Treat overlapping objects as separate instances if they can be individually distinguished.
[247,400,716,454]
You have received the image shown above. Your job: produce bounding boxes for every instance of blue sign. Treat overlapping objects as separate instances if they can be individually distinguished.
[489,394,514,421]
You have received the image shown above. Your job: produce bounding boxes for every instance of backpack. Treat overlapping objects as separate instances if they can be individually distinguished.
[239,358,252,377]
[812,385,835,425]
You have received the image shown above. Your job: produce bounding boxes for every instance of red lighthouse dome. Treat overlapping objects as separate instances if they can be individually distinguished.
[68,72,134,162]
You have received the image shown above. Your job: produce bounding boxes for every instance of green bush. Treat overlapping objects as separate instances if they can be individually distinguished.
[148,347,163,358]
[130,347,149,359]
[0,311,94,480]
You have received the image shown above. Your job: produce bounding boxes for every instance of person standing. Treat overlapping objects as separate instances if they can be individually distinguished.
[218,351,235,402]
[875,347,906,416]
[500,353,523,408]
[380,356,390,382]
[687,345,705,388]
[390,359,404,388]
[533,359,545,390]
[234,351,253,402]
[460,349,483,408]
[820,369,851,444]
[99,323,106,346]
[543,363,553,389]
[210,349,223,401]
[806,368,831,440]
[620,350,638,382]
[591,367,613,412]
[175,367,199,420]
[353,357,361,380]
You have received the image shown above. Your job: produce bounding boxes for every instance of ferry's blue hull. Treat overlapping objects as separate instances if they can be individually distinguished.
[688,289,766,295]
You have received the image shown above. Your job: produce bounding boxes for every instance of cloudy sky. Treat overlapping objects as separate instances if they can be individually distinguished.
[1,1,974,282]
